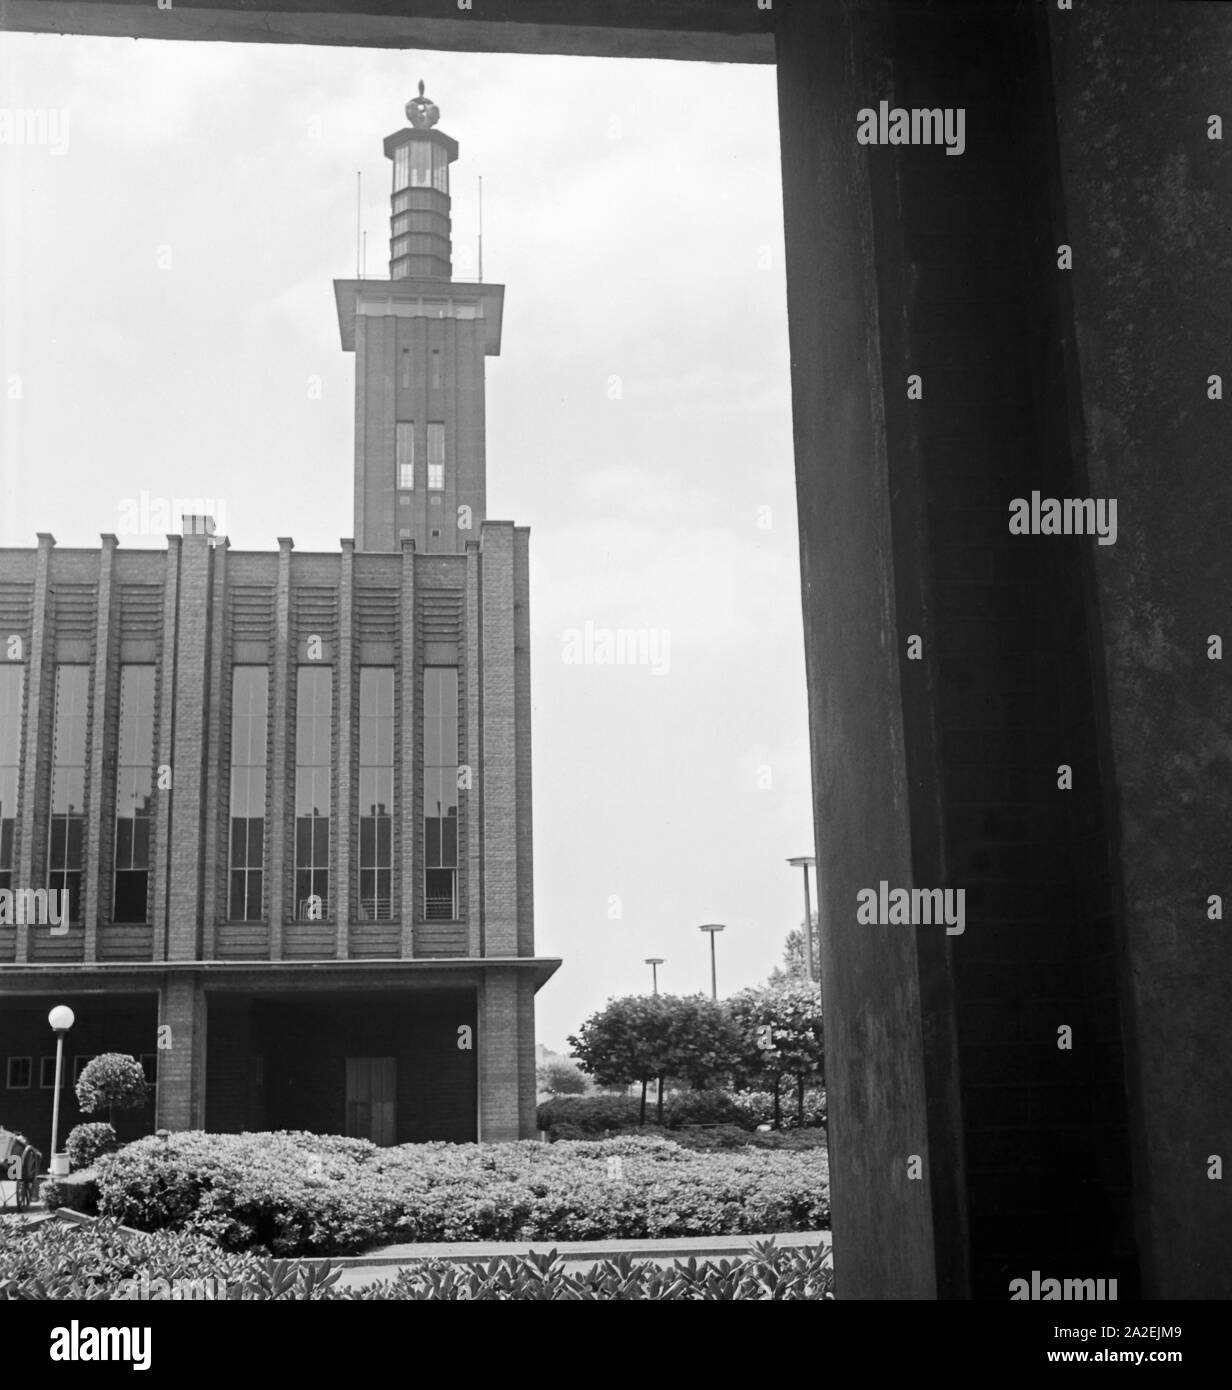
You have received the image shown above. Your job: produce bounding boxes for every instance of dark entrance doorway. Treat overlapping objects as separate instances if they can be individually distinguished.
[345,1056,397,1145]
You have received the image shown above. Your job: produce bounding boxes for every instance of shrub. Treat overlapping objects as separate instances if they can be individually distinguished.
[537,1095,644,1136]
[662,1090,752,1129]
[67,1122,118,1171]
[92,1129,829,1256]
[41,1168,100,1215]
[75,1054,150,1125]
[729,1088,827,1131]
[0,1218,834,1301]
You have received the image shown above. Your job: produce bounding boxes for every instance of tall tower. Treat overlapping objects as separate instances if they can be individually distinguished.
[335,84,505,554]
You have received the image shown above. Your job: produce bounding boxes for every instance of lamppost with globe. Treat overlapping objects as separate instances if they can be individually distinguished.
[47,1004,75,1176]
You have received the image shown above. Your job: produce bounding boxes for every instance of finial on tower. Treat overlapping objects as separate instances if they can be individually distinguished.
[406,80,440,130]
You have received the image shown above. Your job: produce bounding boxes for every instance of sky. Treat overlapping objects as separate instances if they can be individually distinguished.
[0,33,812,1051]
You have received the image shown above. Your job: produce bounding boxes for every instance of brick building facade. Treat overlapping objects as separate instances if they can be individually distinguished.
[0,89,556,1149]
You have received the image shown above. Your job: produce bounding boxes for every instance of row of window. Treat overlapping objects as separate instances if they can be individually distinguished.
[395,420,445,492]
[4,1053,157,1090]
[0,664,460,929]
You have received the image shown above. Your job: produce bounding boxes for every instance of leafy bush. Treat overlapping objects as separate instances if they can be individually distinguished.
[729,1088,827,1131]
[75,1054,150,1123]
[664,1125,828,1154]
[67,1122,118,1171]
[662,1090,752,1129]
[537,1095,645,1136]
[41,1168,100,1214]
[92,1129,829,1256]
[0,1217,834,1301]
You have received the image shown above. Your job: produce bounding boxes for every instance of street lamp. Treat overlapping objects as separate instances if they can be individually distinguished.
[697,924,726,1000]
[644,958,664,996]
[47,1004,75,1176]
[786,855,817,983]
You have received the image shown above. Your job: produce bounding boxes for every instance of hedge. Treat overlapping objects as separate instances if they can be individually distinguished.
[0,1217,834,1301]
[89,1130,829,1256]
[538,1088,827,1138]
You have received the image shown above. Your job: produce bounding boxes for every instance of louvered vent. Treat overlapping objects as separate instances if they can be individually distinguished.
[356,587,399,644]
[294,586,338,648]
[118,584,163,640]
[0,582,33,640]
[230,586,275,644]
[418,590,463,644]
[51,583,96,640]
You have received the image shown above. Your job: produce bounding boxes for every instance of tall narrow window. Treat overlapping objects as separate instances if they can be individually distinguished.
[112,665,155,923]
[423,667,458,920]
[359,669,394,921]
[48,666,88,924]
[400,347,411,388]
[228,667,268,922]
[0,665,23,897]
[393,143,410,193]
[430,350,441,390]
[294,667,332,921]
[410,142,431,188]
[427,423,445,491]
[397,421,414,491]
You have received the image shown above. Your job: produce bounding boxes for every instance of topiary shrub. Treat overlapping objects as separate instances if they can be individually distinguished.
[75,1053,151,1128]
[66,1122,118,1172]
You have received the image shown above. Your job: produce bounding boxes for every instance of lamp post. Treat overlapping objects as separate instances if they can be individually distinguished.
[644,958,664,996]
[786,856,817,983]
[47,1004,75,1176]
[697,924,726,1000]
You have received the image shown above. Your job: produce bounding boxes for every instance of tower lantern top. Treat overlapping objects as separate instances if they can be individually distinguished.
[406,80,440,130]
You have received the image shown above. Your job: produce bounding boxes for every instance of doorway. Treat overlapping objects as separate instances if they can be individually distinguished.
[345,1057,396,1145]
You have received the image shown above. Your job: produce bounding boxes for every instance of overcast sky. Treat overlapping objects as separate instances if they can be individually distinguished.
[0,33,811,1051]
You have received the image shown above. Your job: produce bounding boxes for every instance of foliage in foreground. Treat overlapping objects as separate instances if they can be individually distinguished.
[538,1087,827,1139]
[61,1130,828,1256]
[0,1218,833,1301]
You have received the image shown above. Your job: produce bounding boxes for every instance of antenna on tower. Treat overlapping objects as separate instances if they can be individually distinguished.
[362,230,368,279]
[356,171,362,279]
[478,175,483,283]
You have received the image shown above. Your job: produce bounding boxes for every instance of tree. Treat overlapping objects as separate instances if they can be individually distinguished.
[729,980,824,1128]
[537,1059,589,1096]
[569,995,674,1125]
[768,914,819,985]
[75,1053,151,1129]
[568,994,738,1125]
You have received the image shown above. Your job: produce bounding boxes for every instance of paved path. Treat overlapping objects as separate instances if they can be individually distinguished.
[330,1230,831,1290]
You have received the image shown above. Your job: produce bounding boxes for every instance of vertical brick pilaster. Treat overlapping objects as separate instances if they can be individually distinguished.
[517,972,537,1138]
[82,534,117,961]
[354,320,368,549]
[15,533,54,964]
[478,966,520,1142]
[398,538,415,958]
[166,534,212,961]
[479,523,517,957]
[157,973,206,1130]
[335,539,354,956]
[268,539,293,960]
[513,527,534,957]
[200,540,229,956]
[465,543,482,958]
[151,538,181,961]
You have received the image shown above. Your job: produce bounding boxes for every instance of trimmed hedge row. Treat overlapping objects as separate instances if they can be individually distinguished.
[1,1217,834,1301]
[538,1088,827,1139]
[72,1130,829,1256]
